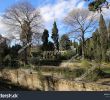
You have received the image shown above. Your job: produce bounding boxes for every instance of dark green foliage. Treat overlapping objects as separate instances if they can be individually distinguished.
[0,36,9,66]
[4,44,22,67]
[108,21,110,48]
[42,29,49,51]
[88,0,108,12]
[41,41,55,51]
[10,44,22,59]
[85,38,94,60]
[92,29,102,62]
[83,14,110,62]
[99,14,108,61]
[42,29,49,45]
[47,41,55,51]
[41,29,55,51]
[60,34,71,50]
[32,60,62,66]
[51,21,59,50]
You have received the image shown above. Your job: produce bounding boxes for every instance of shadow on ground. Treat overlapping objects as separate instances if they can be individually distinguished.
[0,77,41,91]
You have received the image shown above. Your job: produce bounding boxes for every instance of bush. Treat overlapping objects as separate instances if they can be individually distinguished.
[60,50,76,60]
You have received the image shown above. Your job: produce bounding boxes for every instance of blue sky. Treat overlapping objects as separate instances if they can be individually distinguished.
[0,0,110,43]
[0,0,86,38]
[0,0,53,12]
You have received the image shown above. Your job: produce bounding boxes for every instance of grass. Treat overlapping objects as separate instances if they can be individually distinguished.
[35,67,85,79]
[80,59,92,68]
[101,68,110,74]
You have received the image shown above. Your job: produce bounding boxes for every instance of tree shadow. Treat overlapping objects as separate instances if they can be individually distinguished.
[0,77,41,91]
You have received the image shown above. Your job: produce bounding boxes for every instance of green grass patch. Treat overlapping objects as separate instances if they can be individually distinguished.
[81,59,92,68]
[101,68,110,74]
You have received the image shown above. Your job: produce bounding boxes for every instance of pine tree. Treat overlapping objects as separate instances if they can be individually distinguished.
[99,14,108,61]
[51,21,59,51]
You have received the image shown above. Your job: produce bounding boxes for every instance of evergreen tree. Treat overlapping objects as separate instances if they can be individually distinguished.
[108,21,110,48]
[51,21,59,51]
[99,14,108,61]
[60,34,71,50]
[85,37,94,60]
[48,41,55,51]
[0,35,9,66]
[42,29,49,45]
[88,0,108,12]
[108,21,110,36]
[92,29,102,62]
[41,29,49,51]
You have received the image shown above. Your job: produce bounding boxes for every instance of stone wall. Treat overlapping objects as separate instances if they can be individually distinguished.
[0,69,110,91]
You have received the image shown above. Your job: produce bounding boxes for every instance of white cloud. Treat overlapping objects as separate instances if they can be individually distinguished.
[40,0,85,23]
[0,16,4,29]
[40,0,85,35]
[0,0,85,38]
[102,8,110,19]
[0,16,7,34]
[0,15,15,38]
[77,1,85,8]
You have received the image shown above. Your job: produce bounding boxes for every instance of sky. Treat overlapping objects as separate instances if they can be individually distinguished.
[0,0,110,42]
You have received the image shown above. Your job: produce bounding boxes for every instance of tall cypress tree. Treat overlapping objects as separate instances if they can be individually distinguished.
[108,21,110,48]
[99,14,108,61]
[51,21,59,51]
[92,29,102,62]
[108,21,110,36]
[42,29,49,51]
[85,37,94,60]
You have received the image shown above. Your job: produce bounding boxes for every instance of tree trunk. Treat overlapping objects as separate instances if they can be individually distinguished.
[24,48,28,65]
[82,33,85,60]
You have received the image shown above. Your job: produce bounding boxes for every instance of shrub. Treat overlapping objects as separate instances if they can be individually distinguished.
[60,50,76,60]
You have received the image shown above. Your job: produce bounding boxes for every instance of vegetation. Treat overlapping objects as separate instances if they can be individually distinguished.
[41,29,54,51]
[0,0,110,90]
[35,67,85,79]
[64,9,97,59]
[51,21,59,51]
[59,34,71,50]
[3,1,43,64]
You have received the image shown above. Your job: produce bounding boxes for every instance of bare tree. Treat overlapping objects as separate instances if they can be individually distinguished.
[2,1,43,64]
[64,9,97,59]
